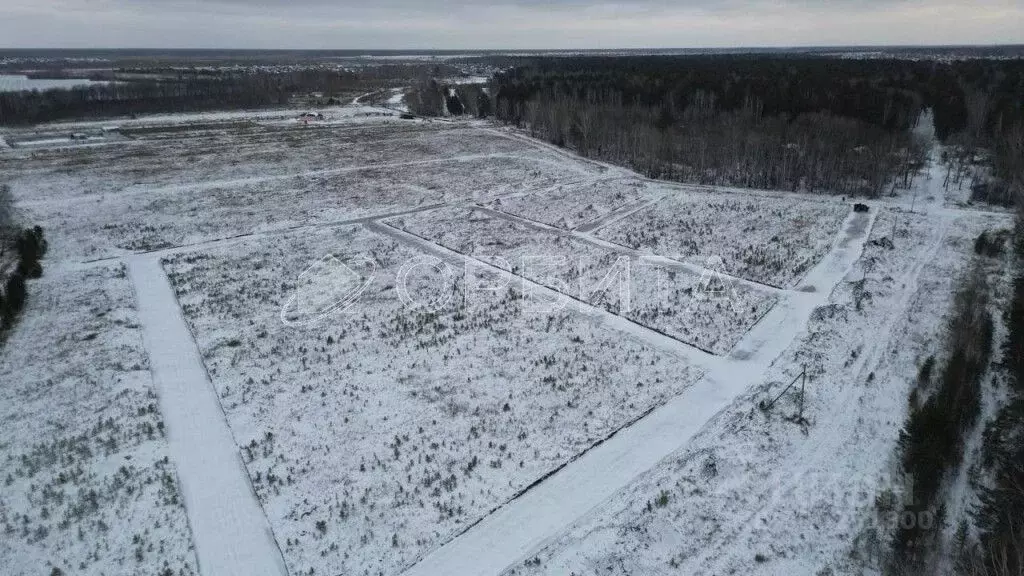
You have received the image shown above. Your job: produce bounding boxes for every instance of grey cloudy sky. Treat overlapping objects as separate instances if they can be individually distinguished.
[2,0,1022,48]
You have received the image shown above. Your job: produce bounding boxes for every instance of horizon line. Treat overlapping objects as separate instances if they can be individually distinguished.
[1,43,1023,53]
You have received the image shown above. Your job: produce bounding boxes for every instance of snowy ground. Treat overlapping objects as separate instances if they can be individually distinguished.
[387,205,778,355]
[161,224,701,576]
[485,177,654,231]
[126,255,288,576]
[385,88,410,113]
[23,153,587,263]
[495,161,1014,576]
[0,264,198,576]
[1,105,1009,576]
[5,123,530,205]
[594,190,850,288]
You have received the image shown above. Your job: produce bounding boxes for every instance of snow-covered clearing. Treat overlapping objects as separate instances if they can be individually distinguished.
[403,204,876,576]
[30,104,405,133]
[3,124,532,205]
[385,88,410,113]
[387,205,778,355]
[160,224,702,576]
[3,108,1012,576]
[0,264,198,576]
[485,177,654,231]
[2,119,596,264]
[497,209,1013,576]
[24,153,587,263]
[594,190,851,288]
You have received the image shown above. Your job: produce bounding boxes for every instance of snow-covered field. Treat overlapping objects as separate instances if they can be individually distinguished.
[21,153,590,263]
[5,123,536,204]
[388,205,778,354]
[161,224,701,576]
[486,177,654,231]
[499,204,1012,576]
[0,264,197,576]
[595,191,850,288]
[385,88,410,112]
[1,107,1010,576]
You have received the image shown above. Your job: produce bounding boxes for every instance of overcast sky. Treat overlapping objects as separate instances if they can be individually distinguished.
[2,0,1022,49]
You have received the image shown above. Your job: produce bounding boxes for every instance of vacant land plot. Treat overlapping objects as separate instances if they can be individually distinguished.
[161,223,701,576]
[2,121,447,202]
[2,123,549,206]
[0,264,197,576]
[486,177,653,230]
[596,192,850,288]
[23,152,587,262]
[3,118,595,264]
[388,206,778,355]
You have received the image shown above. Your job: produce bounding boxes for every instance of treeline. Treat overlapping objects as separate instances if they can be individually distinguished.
[111,62,461,83]
[1,75,283,125]
[883,220,1024,575]
[519,92,921,195]
[0,68,426,125]
[484,56,1024,198]
[947,59,1024,206]
[889,261,994,574]
[968,219,1024,575]
[0,185,47,338]
[493,56,930,131]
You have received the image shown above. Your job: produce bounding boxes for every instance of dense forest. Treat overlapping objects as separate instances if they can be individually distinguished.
[485,56,1024,199]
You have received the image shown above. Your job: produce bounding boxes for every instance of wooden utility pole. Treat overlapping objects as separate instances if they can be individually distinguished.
[759,364,808,420]
[798,364,806,421]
